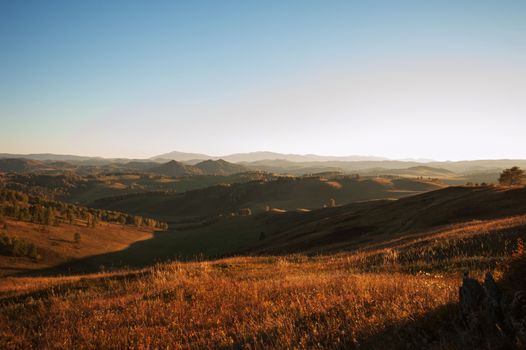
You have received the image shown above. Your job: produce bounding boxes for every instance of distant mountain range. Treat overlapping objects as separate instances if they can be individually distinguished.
[0,151,388,164]
[1,152,526,181]
[152,151,389,163]
[0,153,145,165]
[150,159,248,177]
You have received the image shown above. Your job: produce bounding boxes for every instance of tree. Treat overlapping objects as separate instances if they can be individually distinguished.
[44,207,55,226]
[66,209,75,224]
[86,213,93,227]
[499,167,524,186]
[133,216,143,227]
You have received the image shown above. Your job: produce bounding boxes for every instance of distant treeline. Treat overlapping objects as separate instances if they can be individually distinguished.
[0,189,168,230]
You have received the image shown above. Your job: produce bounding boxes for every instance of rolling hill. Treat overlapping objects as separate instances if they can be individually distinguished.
[0,158,51,173]
[82,185,526,264]
[91,176,444,221]
[249,185,526,254]
[25,184,526,274]
[149,159,249,177]
[194,159,248,175]
[0,218,155,275]
[3,184,525,350]
[149,160,203,177]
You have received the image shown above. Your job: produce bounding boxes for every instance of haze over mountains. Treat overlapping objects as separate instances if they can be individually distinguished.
[2,150,526,172]
[153,150,389,163]
[2,152,526,191]
[0,151,390,164]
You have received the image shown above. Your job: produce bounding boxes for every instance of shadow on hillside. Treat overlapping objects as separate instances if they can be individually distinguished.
[223,302,468,350]
[0,270,151,306]
[15,185,526,278]
[16,230,204,277]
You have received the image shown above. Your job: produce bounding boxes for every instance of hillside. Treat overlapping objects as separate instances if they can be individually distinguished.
[148,159,248,177]
[3,186,525,348]
[2,185,526,349]
[149,160,203,177]
[0,156,519,189]
[0,159,50,173]
[1,171,279,205]
[85,185,525,265]
[91,176,444,221]
[0,187,167,275]
[250,185,526,254]
[194,159,248,175]
[361,165,455,177]
[0,218,155,275]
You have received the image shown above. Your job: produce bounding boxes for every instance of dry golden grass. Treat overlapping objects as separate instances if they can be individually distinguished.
[349,215,526,273]
[0,219,155,275]
[0,254,464,350]
[2,207,525,348]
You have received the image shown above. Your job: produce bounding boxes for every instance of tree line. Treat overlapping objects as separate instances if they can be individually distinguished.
[0,189,168,230]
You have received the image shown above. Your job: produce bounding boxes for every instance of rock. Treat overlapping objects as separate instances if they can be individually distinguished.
[459,271,526,349]
[484,272,504,326]
[459,271,484,328]
[508,291,526,348]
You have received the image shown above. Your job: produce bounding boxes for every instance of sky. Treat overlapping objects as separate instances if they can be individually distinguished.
[1,0,525,161]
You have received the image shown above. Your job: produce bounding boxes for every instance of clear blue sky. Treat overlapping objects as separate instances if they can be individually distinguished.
[1,0,525,160]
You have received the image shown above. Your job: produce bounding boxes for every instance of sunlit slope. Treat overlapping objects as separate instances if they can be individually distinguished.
[0,219,155,275]
[0,255,461,349]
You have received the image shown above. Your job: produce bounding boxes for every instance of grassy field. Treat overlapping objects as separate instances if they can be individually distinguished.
[1,186,525,349]
[1,212,524,348]
[0,254,466,349]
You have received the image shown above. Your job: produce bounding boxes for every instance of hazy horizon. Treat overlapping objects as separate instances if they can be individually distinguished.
[3,148,526,163]
[2,1,525,160]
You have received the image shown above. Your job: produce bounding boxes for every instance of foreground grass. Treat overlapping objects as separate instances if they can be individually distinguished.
[0,255,465,350]
[3,211,524,348]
